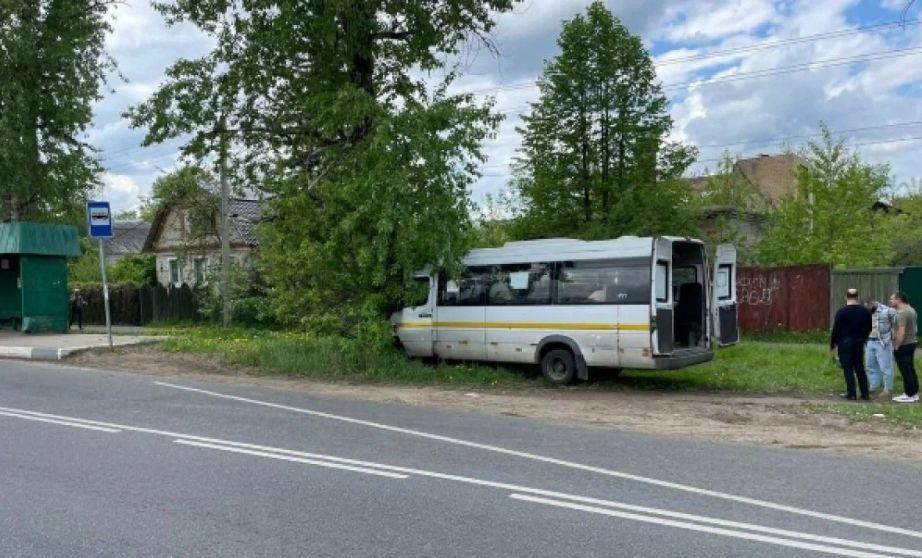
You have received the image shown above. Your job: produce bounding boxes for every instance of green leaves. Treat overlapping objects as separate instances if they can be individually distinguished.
[0,0,114,221]
[132,0,516,333]
[759,126,892,268]
[511,1,697,240]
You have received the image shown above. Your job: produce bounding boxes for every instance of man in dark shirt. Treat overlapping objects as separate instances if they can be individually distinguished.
[830,288,873,400]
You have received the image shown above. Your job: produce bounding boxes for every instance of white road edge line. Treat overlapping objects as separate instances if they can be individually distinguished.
[510,494,900,558]
[173,440,409,479]
[0,410,121,433]
[152,380,922,541]
[1,404,919,557]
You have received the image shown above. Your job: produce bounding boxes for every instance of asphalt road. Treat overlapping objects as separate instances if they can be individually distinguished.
[1,359,920,557]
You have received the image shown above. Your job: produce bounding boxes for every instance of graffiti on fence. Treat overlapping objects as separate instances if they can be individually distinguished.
[737,275,781,306]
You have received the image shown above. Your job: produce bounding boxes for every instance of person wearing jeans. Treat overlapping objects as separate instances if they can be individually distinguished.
[864,299,897,395]
[890,291,919,404]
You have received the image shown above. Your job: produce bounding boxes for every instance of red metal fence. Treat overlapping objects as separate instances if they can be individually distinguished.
[737,264,830,332]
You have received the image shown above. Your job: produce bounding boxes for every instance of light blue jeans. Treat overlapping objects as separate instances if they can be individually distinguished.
[865,339,894,391]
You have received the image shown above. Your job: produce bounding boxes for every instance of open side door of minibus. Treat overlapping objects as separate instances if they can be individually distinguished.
[711,244,740,346]
[652,238,673,355]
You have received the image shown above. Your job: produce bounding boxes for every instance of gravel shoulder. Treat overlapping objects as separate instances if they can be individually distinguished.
[67,344,922,462]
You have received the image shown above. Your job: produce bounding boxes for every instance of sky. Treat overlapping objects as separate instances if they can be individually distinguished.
[91,0,922,214]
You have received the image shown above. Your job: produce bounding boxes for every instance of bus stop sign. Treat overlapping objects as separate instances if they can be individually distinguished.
[87,201,113,239]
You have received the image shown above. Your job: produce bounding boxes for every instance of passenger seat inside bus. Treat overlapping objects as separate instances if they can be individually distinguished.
[675,282,704,348]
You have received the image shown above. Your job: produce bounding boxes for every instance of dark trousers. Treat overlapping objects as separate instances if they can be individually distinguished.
[838,338,869,399]
[894,343,919,397]
[69,307,83,330]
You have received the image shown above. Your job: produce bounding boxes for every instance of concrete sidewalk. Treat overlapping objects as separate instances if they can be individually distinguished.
[0,331,157,361]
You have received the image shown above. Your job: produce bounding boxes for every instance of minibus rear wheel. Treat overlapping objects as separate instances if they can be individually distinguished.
[541,348,577,385]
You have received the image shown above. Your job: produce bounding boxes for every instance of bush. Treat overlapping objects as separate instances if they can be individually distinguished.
[196,267,277,327]
[108,254,157,285]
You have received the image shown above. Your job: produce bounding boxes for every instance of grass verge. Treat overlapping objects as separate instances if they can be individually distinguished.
[160,327,540,388]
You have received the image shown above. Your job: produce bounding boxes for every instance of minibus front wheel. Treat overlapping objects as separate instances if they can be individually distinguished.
[540,348,577,385]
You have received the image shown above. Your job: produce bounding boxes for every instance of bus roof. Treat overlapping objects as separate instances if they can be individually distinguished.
[463,236,702,266]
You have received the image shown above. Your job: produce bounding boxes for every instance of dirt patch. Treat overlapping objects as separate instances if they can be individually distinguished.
[67,345,922,462]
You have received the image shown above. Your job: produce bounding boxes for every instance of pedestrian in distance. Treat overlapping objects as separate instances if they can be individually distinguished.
[889,291,919,404]
[69,288,87,332]
[830,288,872,401]
[863,298,898,398]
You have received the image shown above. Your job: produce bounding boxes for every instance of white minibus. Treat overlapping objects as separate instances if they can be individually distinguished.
[390,236,738,384]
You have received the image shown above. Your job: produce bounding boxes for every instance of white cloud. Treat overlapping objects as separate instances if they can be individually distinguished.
[101,173,143,214]
[88,0,922,213]
[664,0,779,43]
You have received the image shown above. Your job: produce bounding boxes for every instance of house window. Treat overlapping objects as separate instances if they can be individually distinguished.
[169,259,183,287]
[193,257,208,285]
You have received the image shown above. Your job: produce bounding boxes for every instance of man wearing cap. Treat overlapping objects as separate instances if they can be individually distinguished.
[830,288,873,401]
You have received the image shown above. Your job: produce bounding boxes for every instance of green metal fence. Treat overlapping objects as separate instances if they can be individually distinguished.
[830,268,903,323]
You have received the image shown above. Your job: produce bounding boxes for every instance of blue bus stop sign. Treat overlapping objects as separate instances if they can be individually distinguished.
[87,201,113,239]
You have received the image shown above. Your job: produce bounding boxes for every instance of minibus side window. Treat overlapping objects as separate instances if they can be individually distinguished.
[556,260,650,304]
[438,267,488,306]
[487,263,552,305]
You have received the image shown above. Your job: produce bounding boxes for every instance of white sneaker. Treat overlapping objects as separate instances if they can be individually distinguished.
[892,393,919,403]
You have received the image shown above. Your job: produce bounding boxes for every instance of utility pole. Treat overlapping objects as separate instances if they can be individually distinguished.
[219,116,232,327]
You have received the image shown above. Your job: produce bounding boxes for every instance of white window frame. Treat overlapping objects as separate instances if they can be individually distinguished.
[168,258,184,287]
[193,256,209,285]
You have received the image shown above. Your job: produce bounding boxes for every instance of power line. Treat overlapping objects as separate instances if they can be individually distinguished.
[903,1,919,25]
[695,120,922,151]
[490,46,922,117]
[476,134,922,178]
[694,134,922,165]
[659,18,920,66]
[465,26,922,98]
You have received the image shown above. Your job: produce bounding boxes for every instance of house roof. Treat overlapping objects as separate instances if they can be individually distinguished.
[143,197,264,252]
[108,220,151,256]
[228,199,262,246]
[0,222,81,257]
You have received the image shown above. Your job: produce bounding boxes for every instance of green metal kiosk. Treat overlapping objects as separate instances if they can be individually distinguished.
[0,222,81,333]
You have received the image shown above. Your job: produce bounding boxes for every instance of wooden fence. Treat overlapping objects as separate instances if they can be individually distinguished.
[74,283,198,326]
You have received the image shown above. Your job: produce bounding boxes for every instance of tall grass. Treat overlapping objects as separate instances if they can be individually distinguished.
[161,328,538,387]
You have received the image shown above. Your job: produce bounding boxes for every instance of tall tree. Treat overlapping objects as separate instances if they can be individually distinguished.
[511,1,697,240]
[759,127,892,267]
[0,0,113,222]
[129,0,515,333]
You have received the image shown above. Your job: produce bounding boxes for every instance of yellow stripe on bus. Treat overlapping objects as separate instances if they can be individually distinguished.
[398,321,650,331]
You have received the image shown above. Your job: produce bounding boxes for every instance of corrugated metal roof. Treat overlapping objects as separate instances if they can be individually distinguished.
[108,220,151,255]
[0,222,81,257]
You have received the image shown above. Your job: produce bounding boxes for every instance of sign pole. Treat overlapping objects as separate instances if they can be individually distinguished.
[87,200,114,350]
[98,238,113,349]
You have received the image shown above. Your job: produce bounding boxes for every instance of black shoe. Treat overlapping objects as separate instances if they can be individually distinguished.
[859,395,870,401]
[839,393,857,401]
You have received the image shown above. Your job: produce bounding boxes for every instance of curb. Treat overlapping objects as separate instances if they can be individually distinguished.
[0,347,74,361]
[0,339,160,361]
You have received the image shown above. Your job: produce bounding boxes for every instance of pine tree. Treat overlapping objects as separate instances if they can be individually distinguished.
[512,1,696,240]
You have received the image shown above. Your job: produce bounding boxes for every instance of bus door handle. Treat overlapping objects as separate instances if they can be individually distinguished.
[418,312,433,318]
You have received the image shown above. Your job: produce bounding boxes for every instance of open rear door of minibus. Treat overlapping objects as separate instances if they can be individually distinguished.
[652,238,673,355]
[711,244,739,346]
